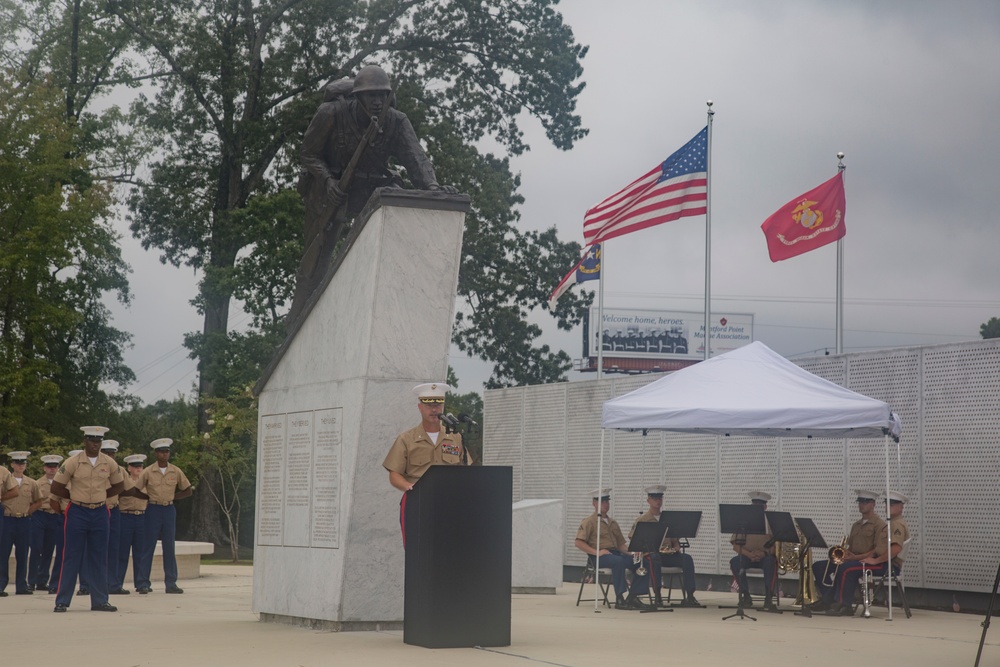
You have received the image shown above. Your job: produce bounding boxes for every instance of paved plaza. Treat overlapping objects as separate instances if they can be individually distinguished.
[0,565,993,666]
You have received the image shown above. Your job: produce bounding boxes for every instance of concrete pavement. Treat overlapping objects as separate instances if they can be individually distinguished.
[0,565,993,666]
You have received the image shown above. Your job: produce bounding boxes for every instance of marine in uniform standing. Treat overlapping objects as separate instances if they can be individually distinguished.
[729,491,778,610]
[100,440,125,595]
[50,428,125,611]
[28,454,64,593]
[383,383,471,546]
[50,450,81,594]
[134,439,193,594]
[810,490,886,615]
[0,451,43,595]
[114,454,147,594]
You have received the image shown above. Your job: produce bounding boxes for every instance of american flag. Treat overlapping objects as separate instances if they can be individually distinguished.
[583,127,708,246]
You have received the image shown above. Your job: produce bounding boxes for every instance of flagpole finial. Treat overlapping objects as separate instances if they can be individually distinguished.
[707,100,714,118]
[837,151,845,169]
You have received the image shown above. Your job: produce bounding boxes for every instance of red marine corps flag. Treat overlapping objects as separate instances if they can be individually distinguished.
[760,172,846,262]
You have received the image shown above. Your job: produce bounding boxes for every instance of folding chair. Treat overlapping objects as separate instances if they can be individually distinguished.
[576,559,613,607]
[660,566,685,603]
[858,538,913,618]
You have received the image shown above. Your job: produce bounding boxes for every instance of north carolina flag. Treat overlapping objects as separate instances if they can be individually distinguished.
[547,244,601,311]
[583,128,708,246]
[761,172,846,262]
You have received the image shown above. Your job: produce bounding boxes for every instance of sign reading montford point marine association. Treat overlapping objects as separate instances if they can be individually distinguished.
[257,408,342,549]
[586,307,754,360]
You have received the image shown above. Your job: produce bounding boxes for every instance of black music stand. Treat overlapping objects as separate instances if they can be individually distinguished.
[756,511,798,615]
[627,522,672,613]
[793,517,829,618]
[719,503,767,621]
[658,511,705,607]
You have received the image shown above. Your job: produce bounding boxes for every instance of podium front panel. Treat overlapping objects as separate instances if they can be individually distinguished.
[404,465,512,647]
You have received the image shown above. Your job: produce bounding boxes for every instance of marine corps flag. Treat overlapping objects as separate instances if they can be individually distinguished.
[761,172,846,262]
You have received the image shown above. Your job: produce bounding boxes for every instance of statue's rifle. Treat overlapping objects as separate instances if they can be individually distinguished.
[298,109,386,286]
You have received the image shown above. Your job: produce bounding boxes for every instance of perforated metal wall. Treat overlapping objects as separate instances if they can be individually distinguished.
[921,343,1000,590]
[484,339,1000,593]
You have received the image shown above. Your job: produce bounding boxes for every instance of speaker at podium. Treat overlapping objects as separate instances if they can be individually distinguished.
[403,465,513,648]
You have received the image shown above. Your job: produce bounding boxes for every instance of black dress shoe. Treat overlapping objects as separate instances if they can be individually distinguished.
[26,584,35,591]
[625,594,653,611]
[0,591,7,597]
[826,604,854,617]
[15,590,33,595]
[77,588,89,595]
[91,603,118,612]
[137,587,151,594]
[809,599,832,612]
[614,595,630,610]
[679,595,701,607]
[47,587,58,594]
[165,585,184,594]
[109,588,131,595]
[761,599,778,611]
[54,603,68,612]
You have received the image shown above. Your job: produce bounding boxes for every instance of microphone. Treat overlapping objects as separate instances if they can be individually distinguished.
[438,413,460,429]
[458,413,479,427]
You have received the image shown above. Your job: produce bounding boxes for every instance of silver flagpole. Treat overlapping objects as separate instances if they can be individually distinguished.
[594,243,606,612]
[704,101,714,360]
[885,433,893,620]
[836,152,846,354]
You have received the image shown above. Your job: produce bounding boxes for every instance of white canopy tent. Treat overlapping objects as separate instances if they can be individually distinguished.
[597,341,903,617]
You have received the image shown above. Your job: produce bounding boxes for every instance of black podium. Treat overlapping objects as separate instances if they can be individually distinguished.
[403,465,512,648]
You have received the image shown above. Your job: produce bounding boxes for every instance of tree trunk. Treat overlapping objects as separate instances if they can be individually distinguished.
[188,470,229,544]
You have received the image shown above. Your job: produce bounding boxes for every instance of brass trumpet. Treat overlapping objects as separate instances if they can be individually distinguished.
[633,551,647,577]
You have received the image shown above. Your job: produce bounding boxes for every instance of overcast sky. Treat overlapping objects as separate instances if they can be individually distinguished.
[108,0,1000,403]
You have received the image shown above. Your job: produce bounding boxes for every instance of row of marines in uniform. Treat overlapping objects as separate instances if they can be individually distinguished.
[0,426,193,612]
[574,486,910,614]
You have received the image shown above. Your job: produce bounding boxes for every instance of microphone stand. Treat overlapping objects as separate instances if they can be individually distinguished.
[974,560,1000,667]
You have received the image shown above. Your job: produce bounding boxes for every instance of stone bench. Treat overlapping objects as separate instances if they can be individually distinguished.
[7,540,215,584]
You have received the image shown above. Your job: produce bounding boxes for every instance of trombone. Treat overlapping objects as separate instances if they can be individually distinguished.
[822,537,848,587]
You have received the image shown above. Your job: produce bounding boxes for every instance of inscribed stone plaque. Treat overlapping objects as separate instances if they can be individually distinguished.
[311,408,342,548]
[283,411,314,547]
[257,414,286,546]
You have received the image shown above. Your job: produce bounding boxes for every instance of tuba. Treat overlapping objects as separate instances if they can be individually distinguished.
[778,526,817,605]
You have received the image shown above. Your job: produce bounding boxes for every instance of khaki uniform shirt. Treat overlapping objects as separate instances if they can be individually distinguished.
[629,509,680,551]
[54,452,124,504]
[106,473,133,509]
[382,424,466,486]
[2,475,41,516]
[36,477,59,513]
[136,463,191,504]
[576,512,627,552]
[0,467,18,498]
[873,515,910,567]
[118,476,148,512]
[847,515,886,555]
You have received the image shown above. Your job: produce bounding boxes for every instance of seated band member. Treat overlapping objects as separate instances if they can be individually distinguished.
[840,491,911,611]
[729,491,777,610]
[810,490,886,616]
[575,488,651,611]
[628,484,699,607]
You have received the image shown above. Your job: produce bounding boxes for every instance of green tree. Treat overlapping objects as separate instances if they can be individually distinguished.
[981,317,1000,339]
[197,389,257,562]
[0,67,133,450]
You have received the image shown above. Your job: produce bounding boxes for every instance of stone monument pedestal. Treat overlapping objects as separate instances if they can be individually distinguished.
[252,189,469,630]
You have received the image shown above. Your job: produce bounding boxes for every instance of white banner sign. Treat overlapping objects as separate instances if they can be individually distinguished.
[587,307,754,360]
